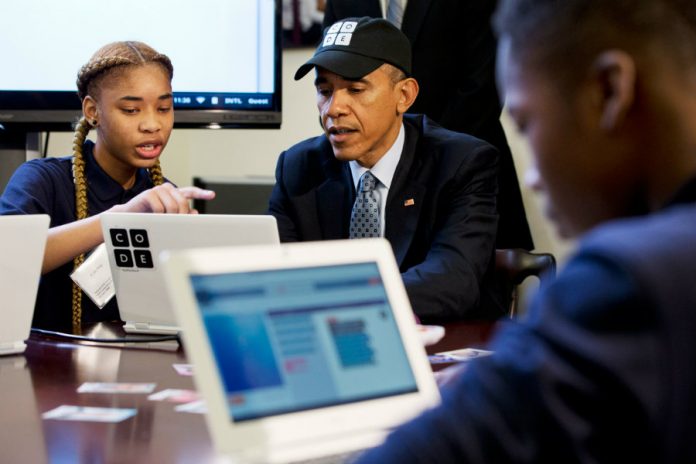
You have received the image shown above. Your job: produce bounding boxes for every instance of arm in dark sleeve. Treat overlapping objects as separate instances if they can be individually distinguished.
[402,144,498,320]
[357,251,662,463]
[267,151,300,243]
[0,160,55,216]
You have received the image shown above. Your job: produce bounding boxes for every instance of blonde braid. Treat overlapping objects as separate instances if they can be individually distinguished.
[71,117,92,333]
[77,57,133,100]
[149,160,165,186]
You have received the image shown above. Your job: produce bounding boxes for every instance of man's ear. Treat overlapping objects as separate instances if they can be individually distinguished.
[396,77,419,114]
[82,96,98,122]
[591,50,636,131]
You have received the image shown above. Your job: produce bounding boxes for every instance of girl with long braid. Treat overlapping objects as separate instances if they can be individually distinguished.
[0,41,215,332]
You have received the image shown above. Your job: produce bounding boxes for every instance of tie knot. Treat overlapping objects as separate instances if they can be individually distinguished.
[359,171,377,192]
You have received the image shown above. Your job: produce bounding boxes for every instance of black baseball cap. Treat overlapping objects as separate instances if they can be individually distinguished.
[294,17,412,81]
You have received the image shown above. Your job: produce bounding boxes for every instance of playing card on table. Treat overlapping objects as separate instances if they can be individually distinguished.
[429,348,494,364]
[172,363,194,376]
[77,382,157,394]
[148,389,200,403]
[42,405,136,423]
[174,399,207,414]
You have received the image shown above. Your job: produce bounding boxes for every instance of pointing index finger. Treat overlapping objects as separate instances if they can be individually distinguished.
[177,186,216,200]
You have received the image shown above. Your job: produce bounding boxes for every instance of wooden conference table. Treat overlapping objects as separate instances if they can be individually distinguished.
[0,321,496,464]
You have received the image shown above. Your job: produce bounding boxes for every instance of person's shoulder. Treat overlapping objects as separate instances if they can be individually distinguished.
[580,205,696,271]
[404,114,498,174]
[24,155,72,168]
[14,155,72,181]
[0,155,74,215]
[405,114,497,157]
[584,205,696,248]
[284,134,331,154]
[279,134,333,164]
[548,205,696,356]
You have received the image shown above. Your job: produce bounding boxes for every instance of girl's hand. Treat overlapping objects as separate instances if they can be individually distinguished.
[111,183,215,214]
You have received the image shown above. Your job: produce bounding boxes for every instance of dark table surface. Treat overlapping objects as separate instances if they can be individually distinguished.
[0,320,496,463]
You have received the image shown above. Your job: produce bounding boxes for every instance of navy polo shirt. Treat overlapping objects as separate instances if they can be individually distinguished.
[0,141,155,331]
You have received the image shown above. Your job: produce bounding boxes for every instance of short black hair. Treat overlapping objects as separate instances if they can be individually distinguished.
[383,64,406,85]
[494,0,696,83]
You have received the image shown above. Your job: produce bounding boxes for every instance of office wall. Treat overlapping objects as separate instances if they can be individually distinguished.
[44,48,574,264]
[500,112,575,263]
[46,49,318,189]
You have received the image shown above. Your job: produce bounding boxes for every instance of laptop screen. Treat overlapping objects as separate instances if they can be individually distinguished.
[190,262,419,422]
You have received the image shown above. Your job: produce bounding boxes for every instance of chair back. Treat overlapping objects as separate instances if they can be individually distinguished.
[495,248,557,317]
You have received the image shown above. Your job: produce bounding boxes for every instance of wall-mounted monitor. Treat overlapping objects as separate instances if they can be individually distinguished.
[0,0,281,131]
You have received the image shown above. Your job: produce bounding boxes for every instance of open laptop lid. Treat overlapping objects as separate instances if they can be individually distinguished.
[0,215,49,355]
[163,238,440,463]
[100,213,279,334]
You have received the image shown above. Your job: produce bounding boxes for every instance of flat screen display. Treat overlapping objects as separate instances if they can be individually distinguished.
[0,0,281,130]
[190,262,418,422]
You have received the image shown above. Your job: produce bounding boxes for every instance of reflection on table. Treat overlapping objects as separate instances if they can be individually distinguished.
[0,320,495,463]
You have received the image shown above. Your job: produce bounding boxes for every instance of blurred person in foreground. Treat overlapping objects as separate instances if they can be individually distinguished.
[355,0,696,462]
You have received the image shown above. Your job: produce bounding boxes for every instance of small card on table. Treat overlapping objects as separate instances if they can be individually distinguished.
[172,363,194,376]
[42,405,136,423]
[429,348,494,364]
[174,400,207,414]
[148,389,199,403]
[77,382,157,394]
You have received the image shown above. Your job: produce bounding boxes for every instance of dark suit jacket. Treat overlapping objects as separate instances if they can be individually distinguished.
[355,199,696,463]
[269,114,508,321]
[323,0,534,250]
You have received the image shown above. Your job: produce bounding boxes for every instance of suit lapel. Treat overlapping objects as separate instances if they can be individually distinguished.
[316,158,354,239]
[401,0,433,43]
[386,122,425,266]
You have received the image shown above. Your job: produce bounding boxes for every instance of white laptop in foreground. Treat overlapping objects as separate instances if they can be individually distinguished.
[162,238,441,463]
[100,213,279,335]
[0,215,49,355]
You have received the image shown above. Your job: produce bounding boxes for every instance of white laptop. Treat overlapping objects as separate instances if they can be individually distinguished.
[0,215,49,355]
[100,213,280,335]
[162,238,441,463]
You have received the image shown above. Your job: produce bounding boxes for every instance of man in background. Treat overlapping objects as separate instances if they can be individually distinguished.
[323,0,534,251]
[355,0,696,461]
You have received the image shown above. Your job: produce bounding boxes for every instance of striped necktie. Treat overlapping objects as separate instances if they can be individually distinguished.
[386,0,404,28]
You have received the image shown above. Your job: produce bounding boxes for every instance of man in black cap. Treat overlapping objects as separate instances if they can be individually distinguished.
[323,0,535,253]
[268,17,506,321]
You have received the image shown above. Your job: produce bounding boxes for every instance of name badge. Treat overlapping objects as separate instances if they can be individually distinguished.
[70,243,115,309]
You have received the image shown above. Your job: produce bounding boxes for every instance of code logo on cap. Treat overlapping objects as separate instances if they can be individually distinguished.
[323,21,358,47]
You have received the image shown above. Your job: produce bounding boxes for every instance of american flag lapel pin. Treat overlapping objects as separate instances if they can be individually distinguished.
[404,198,415,207]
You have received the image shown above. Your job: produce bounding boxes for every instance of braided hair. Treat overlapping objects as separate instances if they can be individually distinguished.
[71,41,172,332]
